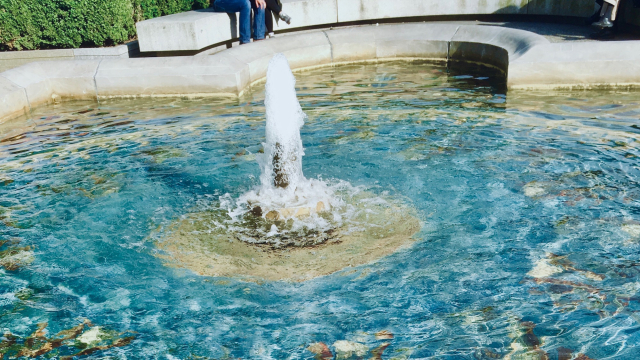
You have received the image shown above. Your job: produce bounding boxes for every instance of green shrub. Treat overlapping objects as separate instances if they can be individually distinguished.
[0,0,210,51]
[132,0,209,22]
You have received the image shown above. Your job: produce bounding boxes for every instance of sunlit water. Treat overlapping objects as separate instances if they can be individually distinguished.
[1,61,640,359]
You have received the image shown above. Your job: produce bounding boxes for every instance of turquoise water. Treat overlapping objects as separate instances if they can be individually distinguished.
[1,62,640,359]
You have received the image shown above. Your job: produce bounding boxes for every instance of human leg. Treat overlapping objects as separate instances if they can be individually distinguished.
[610,0,620,21]
[265,0,282,13]
[251,0,266,40]
[590,0,621,38]
[264,0,290,24]
[594,1,616,28]
[211,0,252,44]
[238,0,253,43]
[265,8,274,34]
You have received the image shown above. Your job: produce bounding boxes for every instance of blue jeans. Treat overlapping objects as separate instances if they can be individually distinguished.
[212,0,265,44]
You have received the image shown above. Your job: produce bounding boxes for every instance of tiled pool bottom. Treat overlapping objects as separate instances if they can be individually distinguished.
[1,62,640,359]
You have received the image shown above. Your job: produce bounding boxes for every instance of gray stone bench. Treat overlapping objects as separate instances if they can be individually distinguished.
[136,0,596,53]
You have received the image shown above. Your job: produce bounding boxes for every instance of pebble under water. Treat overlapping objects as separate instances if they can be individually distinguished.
[1,61,640,359]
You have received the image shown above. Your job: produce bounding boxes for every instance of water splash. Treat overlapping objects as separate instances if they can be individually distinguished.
[236,53,338,228]
[261,53,306,190]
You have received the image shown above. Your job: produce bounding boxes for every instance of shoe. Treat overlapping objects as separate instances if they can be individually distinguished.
[593,16,614,28]
[279,12,291,25]
[593,5,614,28]
[268,32,276,38]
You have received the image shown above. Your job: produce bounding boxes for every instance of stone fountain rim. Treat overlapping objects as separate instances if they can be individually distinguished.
[2,22,640,126]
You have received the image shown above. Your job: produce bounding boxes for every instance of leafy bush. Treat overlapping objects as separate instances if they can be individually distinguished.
[132,0,209,22]
[0,0,210,51]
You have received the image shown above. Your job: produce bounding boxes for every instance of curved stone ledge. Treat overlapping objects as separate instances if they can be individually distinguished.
[510,41,640,89]
[450,24,548,71]
[1,23,640,124]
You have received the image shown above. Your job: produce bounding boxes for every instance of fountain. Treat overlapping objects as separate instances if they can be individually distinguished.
[3,58,639,358]
[155,54,421,282]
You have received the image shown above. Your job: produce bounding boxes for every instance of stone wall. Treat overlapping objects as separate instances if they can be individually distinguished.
[334,0,596,21]
[527,0,596,16]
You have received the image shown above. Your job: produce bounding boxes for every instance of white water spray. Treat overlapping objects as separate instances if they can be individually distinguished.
[235,53,337,222]
[261,53,306,190]
[212,54,407,248]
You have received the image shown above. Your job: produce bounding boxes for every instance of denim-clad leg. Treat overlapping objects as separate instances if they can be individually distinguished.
[251,0,266,40]
[211,0,252,44]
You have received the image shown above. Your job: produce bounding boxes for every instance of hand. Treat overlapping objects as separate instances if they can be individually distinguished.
[256,0,266,9]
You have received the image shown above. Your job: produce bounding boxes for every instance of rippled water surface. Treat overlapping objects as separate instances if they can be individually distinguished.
[2,62,640,359]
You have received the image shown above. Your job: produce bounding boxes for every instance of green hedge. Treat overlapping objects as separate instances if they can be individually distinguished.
[0,0,210,51]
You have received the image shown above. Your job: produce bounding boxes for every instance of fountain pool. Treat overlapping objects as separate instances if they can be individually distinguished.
[1,60,640,359]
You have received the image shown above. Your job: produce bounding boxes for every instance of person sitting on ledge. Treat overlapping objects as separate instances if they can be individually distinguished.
[590,0,621,38]
[211,0,267,44]
[264,0,292,38]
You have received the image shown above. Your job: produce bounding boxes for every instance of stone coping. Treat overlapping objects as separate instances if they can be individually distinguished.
[136,0,595,53]
[1,23,640,125]
[0,42,140,73]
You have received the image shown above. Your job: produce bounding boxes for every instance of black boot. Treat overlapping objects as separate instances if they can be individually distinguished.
[593,4,614,28]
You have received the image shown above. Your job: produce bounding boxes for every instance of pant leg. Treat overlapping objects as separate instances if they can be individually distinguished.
[265,8,274,33]
[251,0,266,40]
[600,0,621,21]
[265,0,282,14]
[611,0,621,21]
[212,0,252,44]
